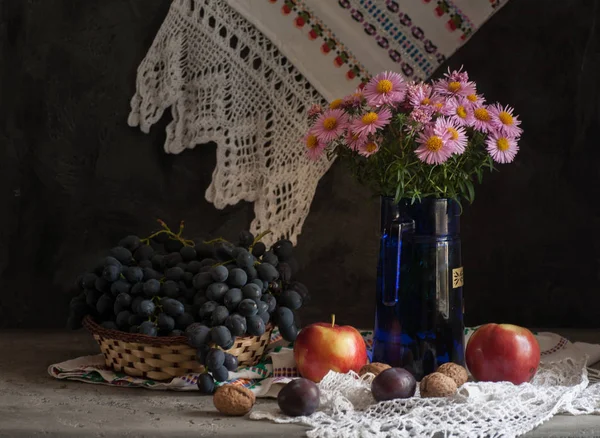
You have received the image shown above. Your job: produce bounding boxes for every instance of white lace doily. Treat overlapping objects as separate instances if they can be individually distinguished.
[128,0,330,245]
[251,358,600,438]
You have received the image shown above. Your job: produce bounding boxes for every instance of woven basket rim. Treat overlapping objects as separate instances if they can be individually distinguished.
[82,315,273,346]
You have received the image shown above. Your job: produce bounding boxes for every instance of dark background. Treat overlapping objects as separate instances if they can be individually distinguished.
[0,0,598,329]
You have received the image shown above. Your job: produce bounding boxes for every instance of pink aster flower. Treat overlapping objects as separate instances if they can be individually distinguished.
[488,103,523,137]
[345,129,367,151]
[415,125,453,165]
[363,71,407,107]
[307,104,323,118]
[351,107,392,136]
[433,68,476,97]
[445,98,473,126]
[357,139,380,157]
[312,108,349,142]
[407,83,433,110]
[409,108,432,124]
[486,132,519,163]
[434,117,468,154]
[342,89,366,109]
[303,131,327,161]
[463,92,485,109]
[471,104,494,133]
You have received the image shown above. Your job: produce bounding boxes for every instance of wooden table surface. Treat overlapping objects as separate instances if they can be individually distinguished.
[0,328,599,437]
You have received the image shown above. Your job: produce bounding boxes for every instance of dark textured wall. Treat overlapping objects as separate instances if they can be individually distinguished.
[0,0,599,329]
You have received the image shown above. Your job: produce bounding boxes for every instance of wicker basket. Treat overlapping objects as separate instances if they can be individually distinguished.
[83,315,274,381]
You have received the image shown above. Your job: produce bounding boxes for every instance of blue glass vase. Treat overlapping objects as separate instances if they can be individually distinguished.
[372,196,465,380]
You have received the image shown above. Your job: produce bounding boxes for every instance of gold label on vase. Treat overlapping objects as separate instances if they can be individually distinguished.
[452,267,464,288]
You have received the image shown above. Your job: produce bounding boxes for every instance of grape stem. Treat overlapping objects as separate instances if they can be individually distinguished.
[140,219,195,247]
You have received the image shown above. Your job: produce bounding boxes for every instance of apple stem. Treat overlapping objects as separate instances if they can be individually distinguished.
[331,314,335,328]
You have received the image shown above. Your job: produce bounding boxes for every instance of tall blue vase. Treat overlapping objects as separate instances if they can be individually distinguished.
[372,196,465,381]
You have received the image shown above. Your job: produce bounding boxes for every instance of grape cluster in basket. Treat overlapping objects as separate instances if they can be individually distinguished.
[68,220,308,386]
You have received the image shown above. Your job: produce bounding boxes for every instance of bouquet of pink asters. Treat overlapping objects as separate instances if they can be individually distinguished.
[304,68,523,204]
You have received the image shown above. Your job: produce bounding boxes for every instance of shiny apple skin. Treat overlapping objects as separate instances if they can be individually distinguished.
[293,322,368,383]
[465,323,540,385]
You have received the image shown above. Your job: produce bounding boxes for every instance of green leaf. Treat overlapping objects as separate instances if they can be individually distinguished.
[465,179,475,203]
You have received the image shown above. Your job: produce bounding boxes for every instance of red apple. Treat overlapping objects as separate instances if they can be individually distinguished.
[466,323,541,385]
[294,315,368,383]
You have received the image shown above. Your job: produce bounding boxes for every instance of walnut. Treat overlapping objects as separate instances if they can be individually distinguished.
[419,372,457,398]
[436,362,468,387]
[213,384,256,416]
[359,362,391,377]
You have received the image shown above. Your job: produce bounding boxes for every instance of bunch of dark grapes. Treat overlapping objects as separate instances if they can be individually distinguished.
[67,221,309,391]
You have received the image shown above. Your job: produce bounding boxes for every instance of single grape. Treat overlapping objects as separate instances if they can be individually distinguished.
[180,245,197,262]
[166,266,184,281]
[101,321,119,331]
[231,246,244,259]
[205,348,225,372]
[175,312,195,330]
[225,314,247,337]
[214,242,235,261]
[206,282,229,302]
[258,311,270,325]
[118,235,141,252]
[116,310,132,329]
[288,281,309,303]
[85,289,101,307]
[162,298,185,317]
[110,246,133,265]
[95,276,110,293]
[198,301,218,320]
[227,268,247,288]
[111,280,131,297]
[152,232,169,244]
[186,260,201,274]
[257,263,279,282]
[272,239,293,261]
[151,254,165,271]
[277,378,319,417]
[251,242,266,257]
[182,271,194,286]
[115,292,132,308]
[223,353,238,372]
[124,266,143,284]
[137,300,156,317]
[199,258,217,268]
[165,238,184,253]
[161,280,179,298]
[131,296,144,314]
[211,305,229,326]
[193,292,207,307]
[139,321,158,336]
[195,241,215,259]
[279,322,299,342]
[238,299,258,317]
[96,294,114,315]
[212,365,229,383]
[261,294,277,313]
[371,368,416,401]
[164,252,184,268]
[197,373,216,395]
[192,272,213,290]
[142,267,162,281]
[244,265,258,281]
[143,279,161,297]
[195,344,211,364]
[133,244,154,262]
[262,251,278,267]
[104,256,122,267]
[157,313,176,331]
[223,288,243,311]
[277,263,292,282]
[102,265,120,283]
[251,278,264,289]
[199,265,212,273]
[236,250,254,269]
[256,301,269,315]
[138,260,152,269]
[242,283,262,301]
[187,324,211,348]
[210,326,233,349]
[210,265,229,282]
[246,315,266,336]
[81,273,98,289]
[238,230,255,248]
[279,290,303,310]
[275,307,294,328]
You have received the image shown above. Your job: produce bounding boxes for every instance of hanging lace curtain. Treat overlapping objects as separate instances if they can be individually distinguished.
[128,0,507,245]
